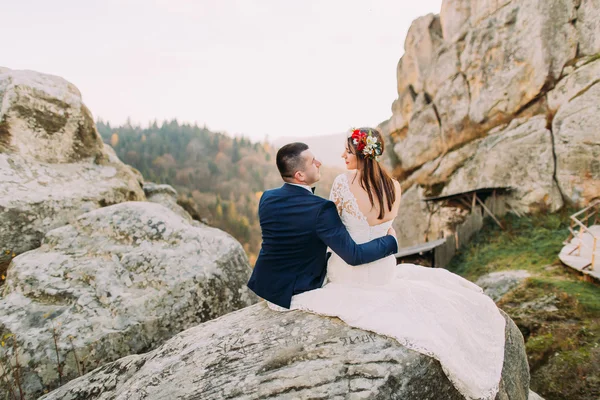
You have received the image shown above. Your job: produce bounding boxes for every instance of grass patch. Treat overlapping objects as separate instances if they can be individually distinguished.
[529,277,600,316]
[447,211,569,281]
[446,210,600,400]
[526,332,554,353]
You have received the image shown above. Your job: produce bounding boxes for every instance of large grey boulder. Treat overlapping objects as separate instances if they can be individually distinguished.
[0,201,257,399]
[0,67,145,256]
[41,303,529,400]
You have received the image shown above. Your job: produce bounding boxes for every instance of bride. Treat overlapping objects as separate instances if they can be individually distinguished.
[280,128,506,400]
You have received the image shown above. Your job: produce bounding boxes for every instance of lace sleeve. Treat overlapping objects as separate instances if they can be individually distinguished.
[329,173,367,222]
[329,174,345,216]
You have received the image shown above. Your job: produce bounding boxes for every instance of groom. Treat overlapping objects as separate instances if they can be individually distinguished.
[247,142,398,309]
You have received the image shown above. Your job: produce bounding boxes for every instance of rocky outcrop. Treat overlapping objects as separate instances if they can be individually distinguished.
[41,302,529,400]
[0,68,104,162]
[380,0,600,246]
[0,201,257,399]
[0,67,145,256]
[476,270,531,302]
[143,182,195,222]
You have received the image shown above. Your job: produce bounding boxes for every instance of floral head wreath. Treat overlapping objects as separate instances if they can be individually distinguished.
[348,128,382,161]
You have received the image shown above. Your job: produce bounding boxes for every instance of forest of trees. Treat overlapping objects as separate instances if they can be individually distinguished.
[97,119,341,264]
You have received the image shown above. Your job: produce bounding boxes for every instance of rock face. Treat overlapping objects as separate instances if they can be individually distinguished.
[0,202,257,398]
[41,302,529,400]
[440,116,562,212]
[0,67,145,256]
[0,68,104,163]
[380,0,600,246]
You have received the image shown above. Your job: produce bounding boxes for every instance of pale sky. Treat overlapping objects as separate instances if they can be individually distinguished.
[2,0,442,141]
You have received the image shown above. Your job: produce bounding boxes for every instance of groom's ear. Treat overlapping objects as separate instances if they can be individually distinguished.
[295,170,307,183]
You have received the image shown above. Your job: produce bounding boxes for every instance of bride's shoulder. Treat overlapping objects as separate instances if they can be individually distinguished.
[333,172,350,185]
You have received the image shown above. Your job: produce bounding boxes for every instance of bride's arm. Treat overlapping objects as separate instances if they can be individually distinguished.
[390,180,402,219]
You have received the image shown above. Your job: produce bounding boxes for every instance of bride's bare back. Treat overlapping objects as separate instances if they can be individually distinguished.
[345,171,402,226]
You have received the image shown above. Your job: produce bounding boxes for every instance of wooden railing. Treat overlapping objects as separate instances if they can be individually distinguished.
[566,200,600,270]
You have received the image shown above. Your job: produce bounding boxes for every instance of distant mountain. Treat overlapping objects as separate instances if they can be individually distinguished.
[273,132,347,168]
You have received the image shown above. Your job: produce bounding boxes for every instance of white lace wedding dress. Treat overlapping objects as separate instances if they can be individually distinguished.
[283,173,507,400]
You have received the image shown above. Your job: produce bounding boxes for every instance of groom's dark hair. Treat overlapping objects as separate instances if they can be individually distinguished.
[276,142,309,180]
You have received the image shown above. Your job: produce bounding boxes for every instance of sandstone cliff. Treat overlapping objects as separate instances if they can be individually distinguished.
[379,0,600,247]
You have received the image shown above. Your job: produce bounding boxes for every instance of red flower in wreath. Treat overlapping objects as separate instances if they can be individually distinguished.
[352,129,367,152]
[349,127,382,160]
[351,130,363,141]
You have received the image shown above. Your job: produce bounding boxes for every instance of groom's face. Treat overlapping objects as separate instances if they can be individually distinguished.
[298,149,322,185]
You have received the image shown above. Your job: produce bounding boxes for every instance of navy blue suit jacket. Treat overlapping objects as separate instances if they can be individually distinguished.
[247,183,398,308]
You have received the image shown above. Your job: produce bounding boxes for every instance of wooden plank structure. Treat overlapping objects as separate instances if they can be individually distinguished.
[395,239,446,268]
[423,187,512,229]
[394,187,508,268]
[559,200,600,280]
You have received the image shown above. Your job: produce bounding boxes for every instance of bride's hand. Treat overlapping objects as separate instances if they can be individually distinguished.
[387,226,397,240]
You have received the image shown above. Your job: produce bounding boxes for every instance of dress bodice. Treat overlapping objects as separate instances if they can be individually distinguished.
[330,173,394,243]
[327,173,396,285]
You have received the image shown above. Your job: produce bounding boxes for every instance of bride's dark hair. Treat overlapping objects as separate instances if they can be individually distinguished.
[348,128,396,220]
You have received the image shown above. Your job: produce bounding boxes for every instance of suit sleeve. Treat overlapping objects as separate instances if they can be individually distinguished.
[315,201,398,266]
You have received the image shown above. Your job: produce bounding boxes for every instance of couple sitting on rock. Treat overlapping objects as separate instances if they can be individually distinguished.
[247,128,506,400]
